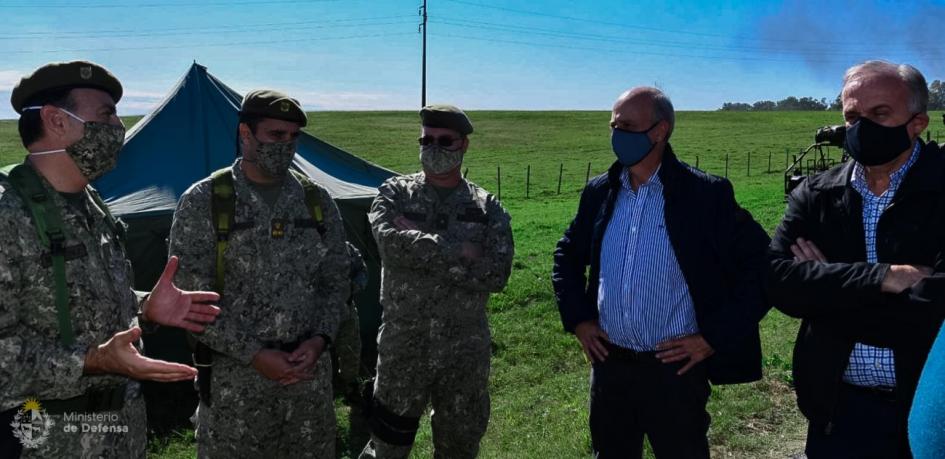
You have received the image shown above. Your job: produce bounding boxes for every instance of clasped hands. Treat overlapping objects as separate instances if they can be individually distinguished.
[251,336,327,386]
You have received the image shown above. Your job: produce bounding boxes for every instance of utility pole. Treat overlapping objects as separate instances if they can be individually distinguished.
[420,0,427,107]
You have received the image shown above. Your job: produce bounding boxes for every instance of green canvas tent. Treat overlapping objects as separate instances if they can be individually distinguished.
[93,62,394,430]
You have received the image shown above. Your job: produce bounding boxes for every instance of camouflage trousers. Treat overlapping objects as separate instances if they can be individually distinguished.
[333,305,362,389]
[360,324,491,459]
[21,383,147,459]
[196,352,335,458]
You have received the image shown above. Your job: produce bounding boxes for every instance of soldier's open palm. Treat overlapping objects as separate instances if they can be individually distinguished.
[86,326,198,382]
[144,256,221,332]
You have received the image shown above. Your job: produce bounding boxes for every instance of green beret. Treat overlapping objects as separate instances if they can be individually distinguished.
[10,61,123,114]
[240,89,307,127]
[420,104,473,135]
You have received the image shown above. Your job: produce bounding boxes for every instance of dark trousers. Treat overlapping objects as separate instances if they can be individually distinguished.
[806,384,906,459]
[589,349,711,459]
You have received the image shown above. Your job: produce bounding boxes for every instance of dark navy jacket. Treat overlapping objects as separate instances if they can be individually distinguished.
[552,147,770,384]
[769,140,945,456]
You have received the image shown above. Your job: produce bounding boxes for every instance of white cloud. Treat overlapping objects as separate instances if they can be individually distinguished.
[227,80,412,110]
[292,90,403,110]
[0,70,25,91]
[117,90,168,115]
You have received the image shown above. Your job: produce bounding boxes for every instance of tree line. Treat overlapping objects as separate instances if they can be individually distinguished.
[720,79,945,111]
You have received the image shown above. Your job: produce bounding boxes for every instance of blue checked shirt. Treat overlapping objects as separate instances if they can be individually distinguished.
[597,167,699,351]
[843,141,920,388]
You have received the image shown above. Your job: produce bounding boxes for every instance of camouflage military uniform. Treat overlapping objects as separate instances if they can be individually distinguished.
[335,242,367,391]
[0,163,147,458]
[335,243,369,455]
[362,173,514,459]
[169,159,348,458]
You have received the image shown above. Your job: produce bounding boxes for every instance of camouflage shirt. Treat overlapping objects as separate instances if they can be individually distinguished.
[369,173,514,334]
[0,162,140,412]
[168,159,348,365]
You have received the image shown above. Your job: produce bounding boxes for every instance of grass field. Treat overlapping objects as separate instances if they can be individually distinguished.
[3,110,943,458]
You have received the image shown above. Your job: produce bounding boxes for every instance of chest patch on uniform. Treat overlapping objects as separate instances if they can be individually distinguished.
[457,207,488,224]
[270,218,287,238]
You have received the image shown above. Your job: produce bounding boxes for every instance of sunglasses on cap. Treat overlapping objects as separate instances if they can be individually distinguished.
[418,135,462,147]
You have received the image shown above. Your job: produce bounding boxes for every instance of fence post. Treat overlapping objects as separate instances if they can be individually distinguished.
[747,151,751,177]
[784,148,789,171]
[767,152,772,173]
[695,155,699,170]
[463,167,469,179]
[526,165,531,199]
[497,165,501,201]
[586,162,591,183]
[557,163,563,194]
[725,154,729,178]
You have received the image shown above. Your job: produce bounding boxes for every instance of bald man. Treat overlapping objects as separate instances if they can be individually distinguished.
[553,87,770,458]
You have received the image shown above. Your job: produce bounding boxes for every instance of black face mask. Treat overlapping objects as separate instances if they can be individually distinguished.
[843,115,917,166]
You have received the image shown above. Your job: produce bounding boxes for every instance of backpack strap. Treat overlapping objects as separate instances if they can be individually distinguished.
[1,163,75,346]
[86,187,125,246]
[194,167,237,407]
[289,169,326,237]
[210,168,236,294]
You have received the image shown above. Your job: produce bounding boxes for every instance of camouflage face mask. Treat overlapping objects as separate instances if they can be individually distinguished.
[23,107,125,182]
[420,145,464,175]
[252,139,296,177]
[64,121,126,182]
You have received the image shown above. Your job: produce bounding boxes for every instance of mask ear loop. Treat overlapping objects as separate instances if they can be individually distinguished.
[21,106,78,157]
[22,105,87,123]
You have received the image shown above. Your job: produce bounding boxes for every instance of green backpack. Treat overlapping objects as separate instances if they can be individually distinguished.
[0,162,123,346]
[194,166,325,406]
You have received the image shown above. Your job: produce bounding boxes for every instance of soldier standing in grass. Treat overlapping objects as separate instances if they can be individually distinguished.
[0,61,220,458]
[168,90,348,458]
[360,105,514,459]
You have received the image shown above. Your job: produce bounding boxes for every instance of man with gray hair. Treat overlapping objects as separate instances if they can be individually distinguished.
[553,87,770,457]
[769,60,945,457]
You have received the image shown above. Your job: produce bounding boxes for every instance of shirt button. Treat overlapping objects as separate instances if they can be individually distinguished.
[631,227,637,232]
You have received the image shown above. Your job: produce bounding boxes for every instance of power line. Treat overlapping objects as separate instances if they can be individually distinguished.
[441,0,878,47]
[429,17,941,55]
[2,14,416,38]
[0,19,416,40]
[430,32,925,64]
[0,0,341,8]
[6,31,416,54]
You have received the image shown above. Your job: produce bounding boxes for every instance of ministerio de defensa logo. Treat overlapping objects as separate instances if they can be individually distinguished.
[10,398,54,449]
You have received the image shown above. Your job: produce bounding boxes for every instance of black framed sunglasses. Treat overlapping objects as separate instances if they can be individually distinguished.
[418,135,462,147]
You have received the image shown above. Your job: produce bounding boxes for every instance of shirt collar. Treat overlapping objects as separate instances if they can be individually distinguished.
[851,140,920,198]
[620,165,663,193]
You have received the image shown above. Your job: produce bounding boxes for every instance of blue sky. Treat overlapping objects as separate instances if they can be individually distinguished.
[1,0,943,119]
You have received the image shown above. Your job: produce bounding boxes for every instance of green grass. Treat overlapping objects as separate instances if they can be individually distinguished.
[3,111,944,458]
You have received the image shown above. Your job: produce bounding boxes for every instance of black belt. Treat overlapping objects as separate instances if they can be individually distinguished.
[842,383,896,401]
[602,341,660,364]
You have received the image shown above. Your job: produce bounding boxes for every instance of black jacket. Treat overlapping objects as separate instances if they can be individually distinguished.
[552,148,771,385]
[769,140,945,454]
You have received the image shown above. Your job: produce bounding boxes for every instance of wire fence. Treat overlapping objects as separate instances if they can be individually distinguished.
[463,129,942,202]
